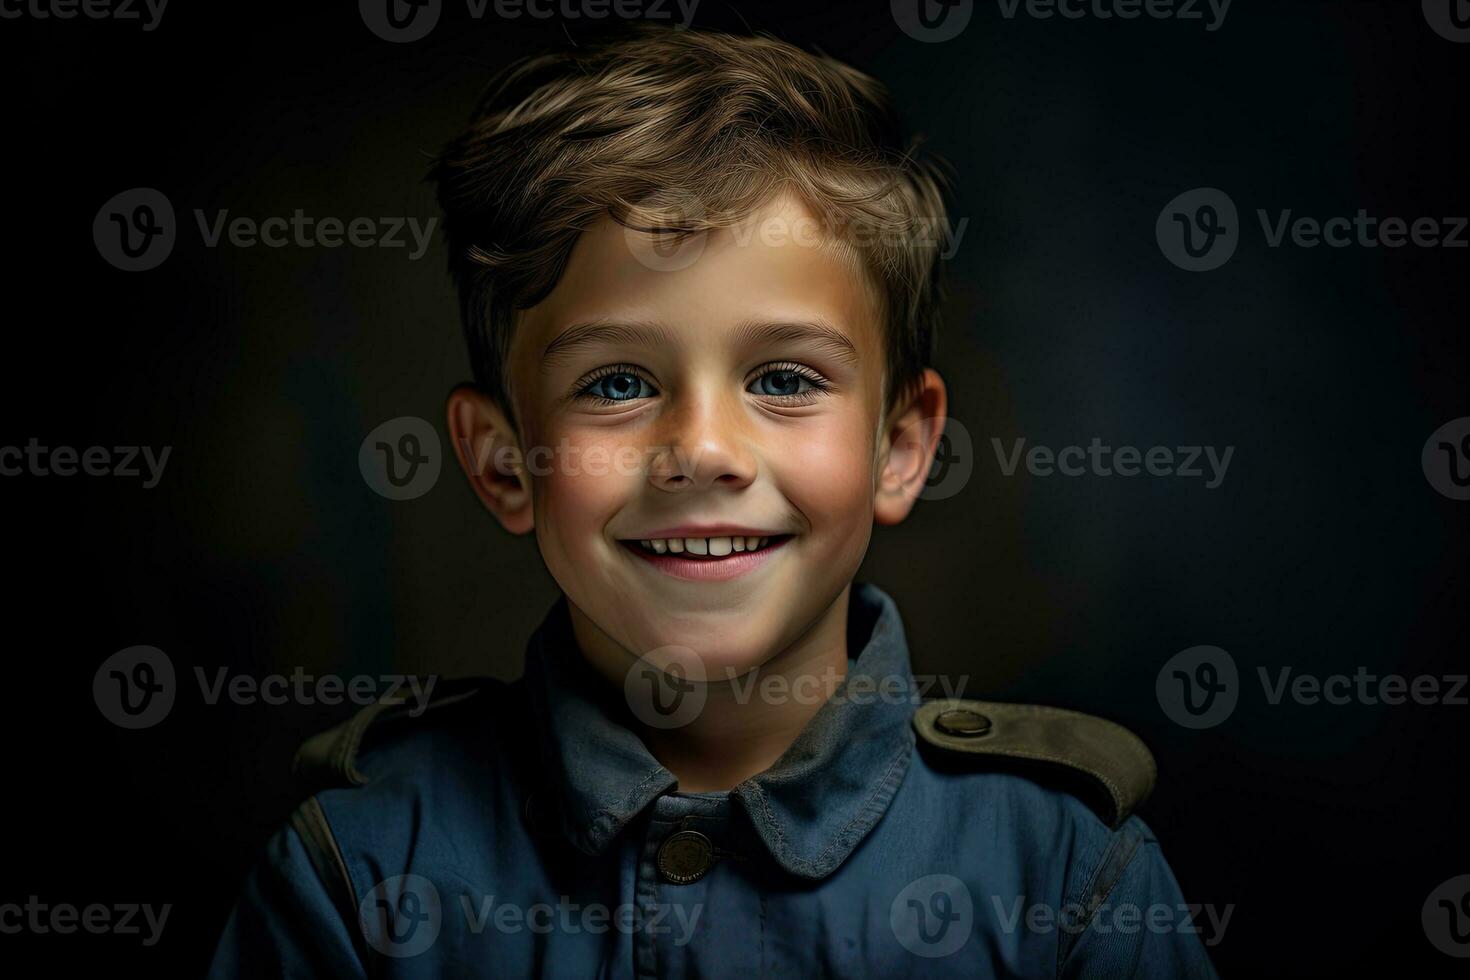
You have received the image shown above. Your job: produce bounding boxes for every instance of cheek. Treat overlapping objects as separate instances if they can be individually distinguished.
[770,416,876,535]
[530,428,645,551]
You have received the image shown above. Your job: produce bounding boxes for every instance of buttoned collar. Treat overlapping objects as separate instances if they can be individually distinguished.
[521,583,917,880]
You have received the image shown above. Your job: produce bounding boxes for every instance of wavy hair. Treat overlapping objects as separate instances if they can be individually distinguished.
[431,25,954,414]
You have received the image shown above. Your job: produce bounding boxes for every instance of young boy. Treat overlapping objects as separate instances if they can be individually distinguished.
[210,26,1218,978]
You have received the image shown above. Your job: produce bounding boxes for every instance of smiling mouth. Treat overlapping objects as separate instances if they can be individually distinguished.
[623,535,791,559]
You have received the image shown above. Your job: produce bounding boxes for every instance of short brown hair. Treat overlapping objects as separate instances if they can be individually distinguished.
[432,25,952,413]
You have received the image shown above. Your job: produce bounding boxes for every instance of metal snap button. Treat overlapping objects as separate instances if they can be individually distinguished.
[934,708,991,737]
[657,829,714,885]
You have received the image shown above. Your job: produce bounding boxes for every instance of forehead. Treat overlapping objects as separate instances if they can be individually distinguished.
[513,192,885,366]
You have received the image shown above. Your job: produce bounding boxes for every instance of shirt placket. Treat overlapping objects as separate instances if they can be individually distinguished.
[632,793,760,980]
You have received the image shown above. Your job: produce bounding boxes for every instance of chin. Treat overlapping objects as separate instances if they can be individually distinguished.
[622,614,801,681]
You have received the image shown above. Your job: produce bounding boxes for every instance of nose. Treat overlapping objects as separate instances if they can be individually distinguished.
[648,389,758,493]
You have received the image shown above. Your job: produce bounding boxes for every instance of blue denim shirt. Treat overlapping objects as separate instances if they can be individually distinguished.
[209,584,1220,978]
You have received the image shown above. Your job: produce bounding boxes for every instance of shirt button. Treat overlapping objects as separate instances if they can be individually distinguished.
[657,829,714,885]
[935,708,992,737]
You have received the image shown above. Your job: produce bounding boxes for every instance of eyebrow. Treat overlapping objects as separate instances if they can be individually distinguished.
[729,318,862,366]
[539,319,677,369]
[537,317,862,370]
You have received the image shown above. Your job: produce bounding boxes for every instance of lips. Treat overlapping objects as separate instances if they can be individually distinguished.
[620,534,792,581]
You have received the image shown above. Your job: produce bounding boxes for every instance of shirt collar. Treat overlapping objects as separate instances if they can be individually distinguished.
[522,583,917,880]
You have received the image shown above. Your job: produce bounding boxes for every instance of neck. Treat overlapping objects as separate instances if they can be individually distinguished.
[571,587,853,792]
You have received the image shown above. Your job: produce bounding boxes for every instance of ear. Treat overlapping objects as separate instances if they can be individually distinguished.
[446,384,534,535]
[874,368,948,526]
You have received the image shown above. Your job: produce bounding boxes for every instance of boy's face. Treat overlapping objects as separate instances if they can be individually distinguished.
[451,192,943,679]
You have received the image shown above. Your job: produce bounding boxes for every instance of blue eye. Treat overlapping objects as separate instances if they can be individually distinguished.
[748,369,816,398]
[581,371,656,402]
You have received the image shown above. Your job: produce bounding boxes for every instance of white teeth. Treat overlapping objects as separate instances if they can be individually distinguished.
[635,535,782,556]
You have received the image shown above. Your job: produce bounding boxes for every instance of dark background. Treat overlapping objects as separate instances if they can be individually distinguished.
[1,0,1466,974]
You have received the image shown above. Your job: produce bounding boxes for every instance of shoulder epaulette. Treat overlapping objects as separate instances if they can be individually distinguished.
[912,698,1157,829]
[292,677,493,794]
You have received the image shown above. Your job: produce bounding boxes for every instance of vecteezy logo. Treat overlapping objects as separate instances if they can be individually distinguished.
[1422,417,1470,501]
[360,874,442,958]
[622,189,708,273]
[891,874,973,958]
[1423,875,1470,957]
[1423,0,1470,42]
[93,646,176,729]
[1156,188,1239,271]
[360,0,441,42]
[1156,645,1239,729]
[624,646,707,729]
[93,188,176,271]
[359,416,443,500]
[920,417,974,501]
[892,0,973,42]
